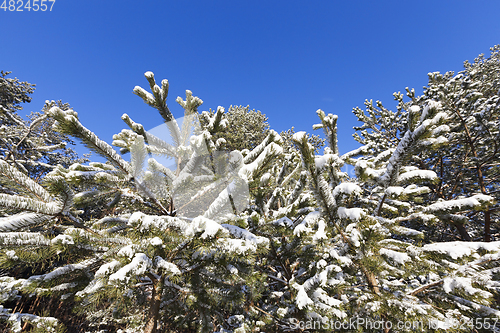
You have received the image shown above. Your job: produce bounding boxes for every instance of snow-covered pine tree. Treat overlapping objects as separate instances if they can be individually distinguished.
[199,105,271,152]
[0,72,282,333]
[352,46,500,242]
[279,126,325,155]
[0,72,88,332]
[251,102,499,332]
[417,46,500,242]
[0,72,87,180]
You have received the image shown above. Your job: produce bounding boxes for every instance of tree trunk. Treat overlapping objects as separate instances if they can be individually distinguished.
[484,210,491,242]
[144,276,163,333]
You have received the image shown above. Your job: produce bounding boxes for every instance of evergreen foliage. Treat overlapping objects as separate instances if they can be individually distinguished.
[1,47,500,333]
[199,105,270,152]
[352,46,500,243]
[0,72,87,181]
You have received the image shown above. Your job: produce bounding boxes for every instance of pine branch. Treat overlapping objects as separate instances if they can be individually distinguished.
[48,107,131,174]
[314,109,339,154]
[293,132,337,223]
[0,193,61,215]
[0,159,52,202]
[243,130,282,165]
[0,212,52,232]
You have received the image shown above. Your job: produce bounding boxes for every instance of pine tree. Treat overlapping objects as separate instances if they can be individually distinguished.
[251,103,499,332]
[280,126,325,155]
[0,71,87,181]
[0,72,281,333]
[199,105,270,152]
[418,47,500,242]
[352,46,500,242]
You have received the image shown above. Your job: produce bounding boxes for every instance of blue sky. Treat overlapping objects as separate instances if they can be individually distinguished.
[2,0,500,159]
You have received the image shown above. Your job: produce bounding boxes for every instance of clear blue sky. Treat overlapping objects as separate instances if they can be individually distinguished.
[1,0,500,158]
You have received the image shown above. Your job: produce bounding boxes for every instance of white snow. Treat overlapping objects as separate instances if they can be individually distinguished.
[276,308,287,317]
[0,232,49,246]
[397,170,438,183]
[312,219,328,242]
[385,186,405,197]
[259,172,271,186]
[155,256,181,275]
[5,250,18,260]
[443,277,492,298]
[226,264,238,275]
[422,241,500,259]
[149,237,163,246]
[333,183,362,198]
[420,136,448,146]
[292,131,307,142]
[432,124,450,135]
[419,100,441,122]
[424,194,494,214]
[311,288,345,318]
[238,142,283,181]
[117,245,136,259]
[229,150,243,165]
[28,258,96,283]
[6,312,58,333]
[0,213,53,233]
[293,283,313,309]
[95,260,121,277]
[345,223,361,247]
[50,282,78,291]
[217,239,257,255]
[354,159,385,180]
[392,226,424,238]
[337,207,365,221]
[379,248,411,265]
[221,224,269,245]
[51,234,74,245]
[272,217,293,228]
[294,211,322,236]
[190,216,225,239]
[314,154,343,169]
[373,148,396,164]
[128,212,179,232]
[109,253,152,282]
[76,280,105,297]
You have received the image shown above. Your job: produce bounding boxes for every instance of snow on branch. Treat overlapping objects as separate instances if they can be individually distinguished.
[1,311,59,333]
[0,193,61,215]
[239,142,283,182]
[0,213,53,232]
[378,101,444,188]
[314,109,339,154]
[0,159,51,202]
[48,107,132,174]
[243,130,283,165]
[423,194,494,215]
[293,132,337,223]
[0,231,50,246]
[397,169,439,184]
